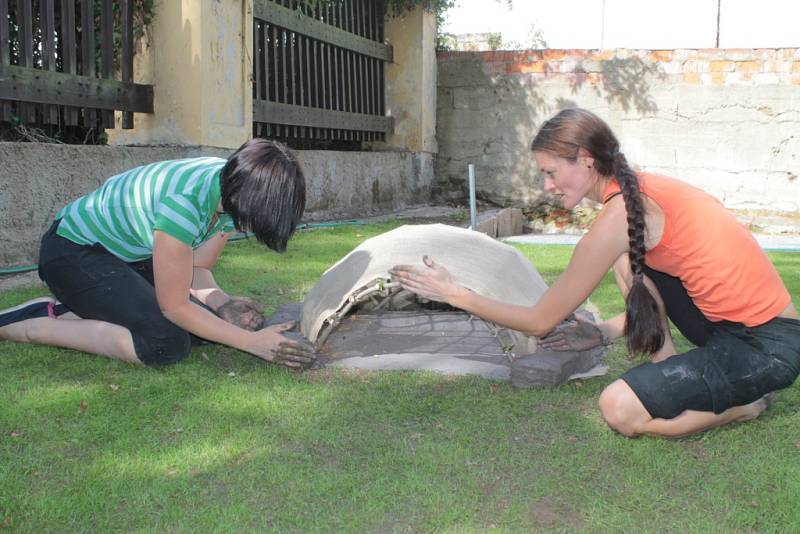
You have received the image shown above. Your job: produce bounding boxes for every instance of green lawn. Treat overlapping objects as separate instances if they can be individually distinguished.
[1,222,799,533]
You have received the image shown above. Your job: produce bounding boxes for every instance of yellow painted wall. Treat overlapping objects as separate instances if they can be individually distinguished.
[380,6,438,154]
[108,0,253,149]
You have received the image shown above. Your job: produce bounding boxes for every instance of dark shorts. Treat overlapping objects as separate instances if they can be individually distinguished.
[38,220,196,366]
[620,266,800,420]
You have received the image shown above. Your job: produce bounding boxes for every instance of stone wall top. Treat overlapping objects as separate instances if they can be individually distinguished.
[438,48,800,87]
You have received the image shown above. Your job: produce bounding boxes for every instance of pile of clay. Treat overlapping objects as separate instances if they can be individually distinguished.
[268,224,608,387]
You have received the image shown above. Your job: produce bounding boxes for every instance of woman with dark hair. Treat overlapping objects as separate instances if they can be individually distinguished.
[0,138,316,369]
[391,108,799,438]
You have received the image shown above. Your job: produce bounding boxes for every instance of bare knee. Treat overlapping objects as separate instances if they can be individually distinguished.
[598,380,650,437]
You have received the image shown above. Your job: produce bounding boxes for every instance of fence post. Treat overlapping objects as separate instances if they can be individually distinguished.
[107,0,254,148]
[378,5,438,155]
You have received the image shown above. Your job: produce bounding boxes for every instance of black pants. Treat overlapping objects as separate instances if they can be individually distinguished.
[620,265,800,419]
[38,220,194,366]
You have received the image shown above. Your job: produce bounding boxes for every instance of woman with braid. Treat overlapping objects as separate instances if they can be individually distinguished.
[0,139,316,369]
[391,108,799,438]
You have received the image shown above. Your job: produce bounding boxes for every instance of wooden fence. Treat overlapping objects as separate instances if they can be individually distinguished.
[253,0,393,146]
[0,0,153,132]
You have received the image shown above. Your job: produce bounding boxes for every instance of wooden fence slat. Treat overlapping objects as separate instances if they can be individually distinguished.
[121,0,134,128]
[353,52,361,116]
[328,43,334,117]
[264,22,271,101]
[0,0,9,122]
[40,0,59,124]
[366,55,373,117]
[0,65,154,112]
[289,30,297,137]
[298,34,305,137]
[359,0,365,38]
[100,0,114,127]
[334,45,340,138]
[346,47,352,140]
[20,0,35,123]
[281,28,287,105]
[304,36,310,138]
[351,0,358,37]
[81,0,97,128]
[260,22,274,137]
[319,43,326,110]
[368,0,374,41]
[360,54,366,116]
[271,25,279,104]
[254,20,262,102]
[20,1,33,64]
[307,28,315,138]
[0,0,7,65]
[254,0,391,62]
[373,54,379,116]
[61,0,79,125]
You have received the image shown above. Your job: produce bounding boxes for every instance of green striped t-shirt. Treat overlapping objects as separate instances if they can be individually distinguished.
[56,157,236,262]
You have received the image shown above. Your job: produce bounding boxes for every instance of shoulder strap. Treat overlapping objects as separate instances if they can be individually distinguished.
[603,191,623,204]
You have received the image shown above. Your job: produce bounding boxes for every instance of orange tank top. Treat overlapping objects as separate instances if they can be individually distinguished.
[603,173,790,326]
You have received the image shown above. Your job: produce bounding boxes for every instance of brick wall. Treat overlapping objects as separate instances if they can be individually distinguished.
[439,48,800,86]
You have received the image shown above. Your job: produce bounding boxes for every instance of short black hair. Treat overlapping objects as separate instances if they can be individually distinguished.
[220,139,306,252]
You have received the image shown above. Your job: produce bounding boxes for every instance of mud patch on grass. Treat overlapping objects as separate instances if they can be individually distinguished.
[528,496,584,529]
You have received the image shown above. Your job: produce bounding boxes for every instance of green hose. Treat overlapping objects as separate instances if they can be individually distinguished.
[0,220,368,275]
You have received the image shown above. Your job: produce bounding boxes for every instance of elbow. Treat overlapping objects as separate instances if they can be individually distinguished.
[160,301,190,323]
[161,308,181,323]
[525,325,551,338]
[520,312,564,338]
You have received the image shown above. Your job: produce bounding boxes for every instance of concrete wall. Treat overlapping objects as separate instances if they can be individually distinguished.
[0,144,433,267]
[436,48,800,212]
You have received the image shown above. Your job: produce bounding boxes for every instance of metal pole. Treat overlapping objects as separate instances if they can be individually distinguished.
[468,164,477,230]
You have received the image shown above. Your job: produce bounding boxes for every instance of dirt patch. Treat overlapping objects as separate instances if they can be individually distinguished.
[528,496,585,530]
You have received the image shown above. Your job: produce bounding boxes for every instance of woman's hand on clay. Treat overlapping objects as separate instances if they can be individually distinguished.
[538,314,607,352]
[389,255,467,304]
[242,321,317,369]
[216,296,266,331]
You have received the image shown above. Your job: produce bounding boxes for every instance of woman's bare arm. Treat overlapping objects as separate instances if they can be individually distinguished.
[189,231,232,311]
[392,201,630,337]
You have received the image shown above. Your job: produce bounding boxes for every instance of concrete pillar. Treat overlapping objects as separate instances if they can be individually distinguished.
[379,6,438,155]
[107,0,253,149]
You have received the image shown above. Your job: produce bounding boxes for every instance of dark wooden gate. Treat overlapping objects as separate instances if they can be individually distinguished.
[0,0,153,136]
[252,0,393,148]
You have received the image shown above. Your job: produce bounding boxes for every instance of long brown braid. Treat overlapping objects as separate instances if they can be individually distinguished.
[531,108,664,356]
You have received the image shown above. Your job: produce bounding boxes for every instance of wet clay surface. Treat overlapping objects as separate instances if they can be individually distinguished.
[268,303,608,386]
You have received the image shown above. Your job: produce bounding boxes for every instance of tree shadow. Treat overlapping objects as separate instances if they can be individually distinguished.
[569,56,664,115]
[435,51,663,206]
